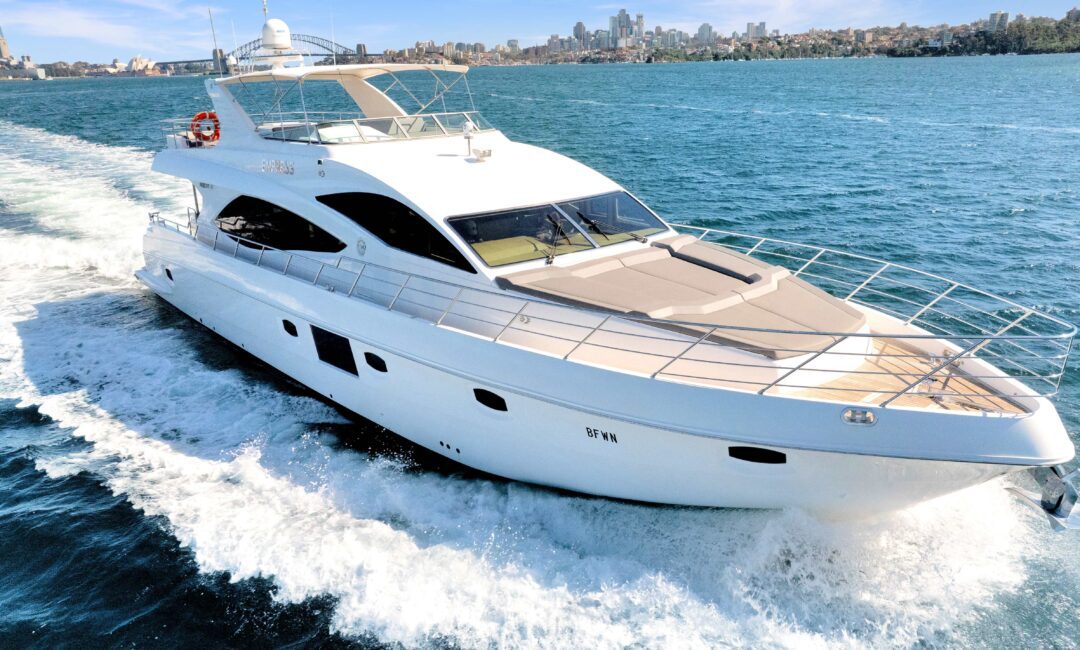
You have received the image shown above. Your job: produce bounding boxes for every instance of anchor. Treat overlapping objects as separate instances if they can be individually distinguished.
[1008,465,1079,531]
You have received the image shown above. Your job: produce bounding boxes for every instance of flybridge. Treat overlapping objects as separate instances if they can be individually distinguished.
[162,64,495,148]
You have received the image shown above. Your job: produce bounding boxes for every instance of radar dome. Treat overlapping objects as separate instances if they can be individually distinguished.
[261,18,292,50]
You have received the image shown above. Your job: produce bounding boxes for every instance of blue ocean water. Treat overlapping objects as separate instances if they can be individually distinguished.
[0,56,1078,648]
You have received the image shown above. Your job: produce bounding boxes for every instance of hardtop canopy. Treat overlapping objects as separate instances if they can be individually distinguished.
[217,63,470,86]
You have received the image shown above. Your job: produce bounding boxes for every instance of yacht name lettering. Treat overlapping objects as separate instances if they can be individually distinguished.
[260,159,295,175]
[586,427,618,444]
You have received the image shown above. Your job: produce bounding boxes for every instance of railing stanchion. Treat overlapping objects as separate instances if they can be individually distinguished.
[759,335,848,395]
[651,327,717,379]
[563,315,610,360]
[387,278,408,310]
[794,249,824,277]
[845,262,890,301]
[436,287,465,326]
[347,266,365,297]
[282,255,292,276]
[880,337,986,407]
[494,302,529,342]
[905,282,958,325]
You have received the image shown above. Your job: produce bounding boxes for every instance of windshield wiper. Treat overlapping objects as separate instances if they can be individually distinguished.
[575,211,647,243]
[545,214,571,265]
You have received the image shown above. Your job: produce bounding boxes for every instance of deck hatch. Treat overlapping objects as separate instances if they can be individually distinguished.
[311,325,358,375]
[728,446,787,464]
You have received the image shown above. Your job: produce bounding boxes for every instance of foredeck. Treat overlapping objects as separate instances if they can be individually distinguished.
[149,215,1074,415]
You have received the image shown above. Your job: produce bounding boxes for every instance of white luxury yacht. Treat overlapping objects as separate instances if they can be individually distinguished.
[138,20,1078,528]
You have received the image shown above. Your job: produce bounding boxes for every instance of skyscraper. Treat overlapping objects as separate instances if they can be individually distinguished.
[988,11,1010,32]
[697,23,714,45]
[636,13,645,38]
[573,21,587,43]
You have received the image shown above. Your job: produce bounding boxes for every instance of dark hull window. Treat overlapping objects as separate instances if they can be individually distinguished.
[216,196,346,253]
[728,446,787,464]
[317,193,475,274]
[311,326,358,375]
[474,388,508,411]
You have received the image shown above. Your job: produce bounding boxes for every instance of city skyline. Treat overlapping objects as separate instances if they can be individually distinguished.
[3,0,1080,63]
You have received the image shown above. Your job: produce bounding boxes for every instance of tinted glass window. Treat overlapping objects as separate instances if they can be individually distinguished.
[215,196,346,253]
[310,326,358,375]
[448,206,594,267]
[557,192,667,247]
[317,193,475,274]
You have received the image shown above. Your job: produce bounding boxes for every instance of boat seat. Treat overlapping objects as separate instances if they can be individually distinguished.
[497,238,866,359]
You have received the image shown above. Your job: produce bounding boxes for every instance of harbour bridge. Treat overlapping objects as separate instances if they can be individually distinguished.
[158,34,359,69]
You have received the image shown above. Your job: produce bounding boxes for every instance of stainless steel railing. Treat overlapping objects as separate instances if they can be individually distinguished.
[147,214,1076,410]
[161,111,494,148]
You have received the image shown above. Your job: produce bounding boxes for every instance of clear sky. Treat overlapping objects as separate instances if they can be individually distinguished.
[1,0,1077,63]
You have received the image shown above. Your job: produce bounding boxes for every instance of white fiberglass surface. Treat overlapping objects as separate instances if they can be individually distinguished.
[0,121,1076,647]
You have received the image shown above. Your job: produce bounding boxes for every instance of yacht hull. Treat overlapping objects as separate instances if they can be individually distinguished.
[137,226,1072,517]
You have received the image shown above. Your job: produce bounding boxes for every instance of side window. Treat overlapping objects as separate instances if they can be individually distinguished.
[216,196,346,253]
[317,193,476,274]
[310,326,358,375]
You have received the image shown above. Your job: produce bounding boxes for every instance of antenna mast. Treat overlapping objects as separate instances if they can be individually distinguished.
[331,2,338,66]
[263,1,268,18]
[208,9,222,76]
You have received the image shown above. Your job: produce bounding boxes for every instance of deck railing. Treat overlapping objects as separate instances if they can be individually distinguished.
[161,111,494,148]
[148,215,1076,411]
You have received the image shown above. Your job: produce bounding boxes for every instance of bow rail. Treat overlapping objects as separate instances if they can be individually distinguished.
[147,214,1075,413]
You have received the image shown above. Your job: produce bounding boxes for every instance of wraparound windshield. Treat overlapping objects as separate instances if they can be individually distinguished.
[557,192,667,247]
[449,192,667,267]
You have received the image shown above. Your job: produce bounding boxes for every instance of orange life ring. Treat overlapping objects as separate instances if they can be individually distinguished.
[190,111,220,142]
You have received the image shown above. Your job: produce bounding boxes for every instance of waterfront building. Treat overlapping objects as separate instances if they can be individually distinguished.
[855,30,873,44]
[988,11,1010,32]
[745,22,767,40]
[212,48,227,73]
[507,39,520,52]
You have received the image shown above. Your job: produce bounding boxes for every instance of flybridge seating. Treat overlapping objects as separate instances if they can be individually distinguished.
[162,64,493,148]
[148,214,1075,415]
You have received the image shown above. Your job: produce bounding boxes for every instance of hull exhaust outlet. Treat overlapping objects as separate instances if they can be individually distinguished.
[1009,465,1079,531]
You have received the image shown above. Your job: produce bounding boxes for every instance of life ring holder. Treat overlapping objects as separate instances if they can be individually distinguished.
[190,111,221,143]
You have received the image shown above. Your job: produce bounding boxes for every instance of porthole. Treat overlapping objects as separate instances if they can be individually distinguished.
[474,389,507,412]
[728,446,786,465]
[364,352,388,373]
[282,320,298,337]
[165,268,173,281]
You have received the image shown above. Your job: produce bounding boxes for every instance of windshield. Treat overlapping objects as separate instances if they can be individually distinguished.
[449,205,593,267]
[558,192,667,246]
[449,192,669,267]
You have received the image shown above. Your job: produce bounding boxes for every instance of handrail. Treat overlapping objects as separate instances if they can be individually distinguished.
[160,111,493,149]
[147,215,1076,411]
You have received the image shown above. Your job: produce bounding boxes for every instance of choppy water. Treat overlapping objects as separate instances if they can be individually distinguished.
[1,56,1078,648]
